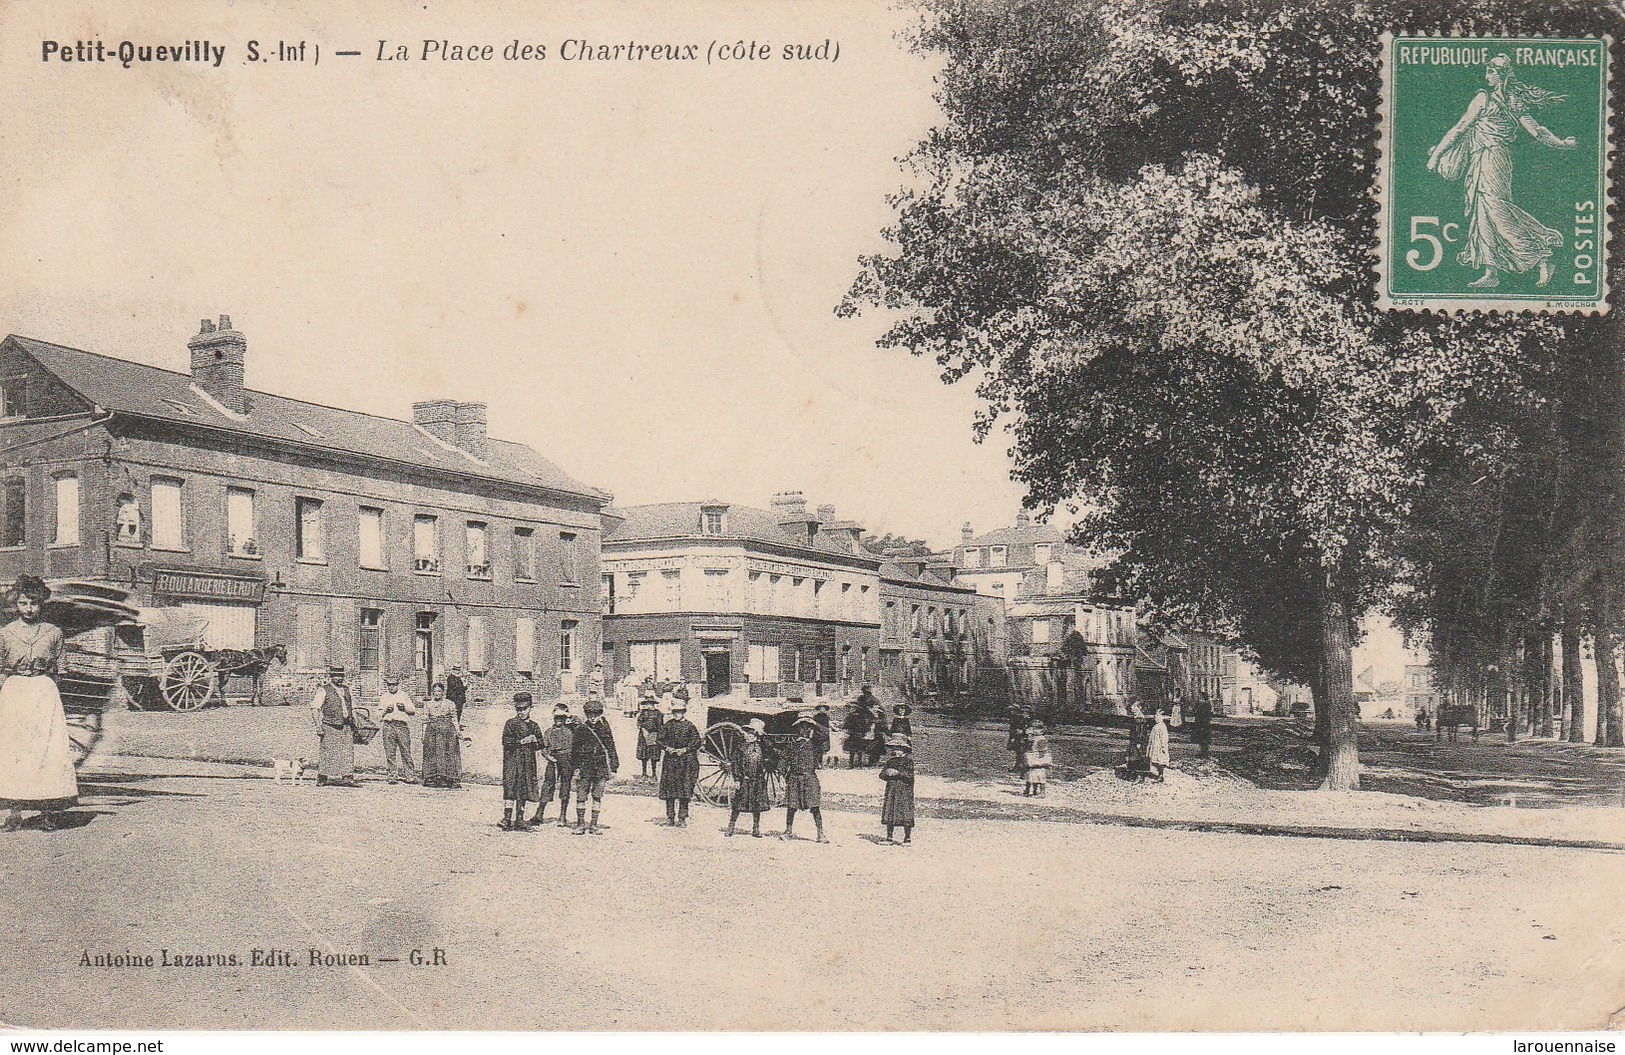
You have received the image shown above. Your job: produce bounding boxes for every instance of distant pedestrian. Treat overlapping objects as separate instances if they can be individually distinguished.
[1121,700,1152,782]
[533,704,575,826]
[569,699,619,835]
[890,702,913,739]
[783,714,828,843]
[844,693,874,768]
[866,700,890,767]
[725,719,772,838]
[1007,705,1032,773]
[812,703,833,768]
[377,673,418,784]
[657,698,702,827]
[636,696,664,777]
[445,665,468,725]
[310,665,359,788]
[420,681,463,789]
[587,662,605,701]
[500,693,543,831]
[879,734,915,845]
[1147,709,1171,782]
[673,683,691,710]
[1191,692,1213,760]
[1022,720,1053,796]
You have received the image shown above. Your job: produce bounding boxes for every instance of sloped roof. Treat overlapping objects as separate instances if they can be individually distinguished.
[604,502,881,564]
[965,522,1066,547]
[879,560,976,594]
[8,336,609,503]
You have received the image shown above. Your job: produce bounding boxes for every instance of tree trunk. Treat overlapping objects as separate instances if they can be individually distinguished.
[1597,626,1622,748]
[1318,591,1359,790]
[1537,633,1555,738]
[1563,626,1585,742]
[1494,659,1515,744]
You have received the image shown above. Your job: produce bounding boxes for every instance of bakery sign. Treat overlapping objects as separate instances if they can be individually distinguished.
[151,568,267,604]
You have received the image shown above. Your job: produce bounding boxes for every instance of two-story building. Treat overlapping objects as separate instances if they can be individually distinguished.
[600,493,881,701]
[0,318,611,704]
[876,558,984,702]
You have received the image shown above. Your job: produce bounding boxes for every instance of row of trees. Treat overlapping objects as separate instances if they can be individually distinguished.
[842,0,1625,787]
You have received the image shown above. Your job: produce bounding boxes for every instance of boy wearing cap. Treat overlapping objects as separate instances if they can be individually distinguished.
[657,698,702,826]
[532,704,575,826]
[725,718,772,838]
[784,714,828,843]
[310,665,359,788]
[377,674,418,784]
[500,693,544,830]
[569,699,619,834]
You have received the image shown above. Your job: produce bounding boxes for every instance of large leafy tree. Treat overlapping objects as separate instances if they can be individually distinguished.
[842,0,1620,787]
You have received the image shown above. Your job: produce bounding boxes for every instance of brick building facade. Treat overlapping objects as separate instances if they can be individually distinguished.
[0,320,610,706]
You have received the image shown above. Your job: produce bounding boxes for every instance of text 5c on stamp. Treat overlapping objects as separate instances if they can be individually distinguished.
[1378,33,1611,314]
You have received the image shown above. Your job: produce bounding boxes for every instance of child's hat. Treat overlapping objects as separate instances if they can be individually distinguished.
[747,718,767,734]
[513,691,533,707]
[553,702,570,716]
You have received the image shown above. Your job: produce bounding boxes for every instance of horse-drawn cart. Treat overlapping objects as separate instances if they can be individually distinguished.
[693,699,805,808]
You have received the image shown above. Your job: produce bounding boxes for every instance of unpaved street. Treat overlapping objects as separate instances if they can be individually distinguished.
[2,754,1622,1032]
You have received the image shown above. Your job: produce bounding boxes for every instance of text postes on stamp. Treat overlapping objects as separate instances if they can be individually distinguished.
[1378,34,1611,314]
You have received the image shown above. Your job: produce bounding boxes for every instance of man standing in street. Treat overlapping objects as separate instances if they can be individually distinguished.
[445,664,468,725]
[657,698,701,826]
[377,673,418,784]
[310,665,359,788]
[1192,692,1214,760]
[570,699,619,835]
[533,703,575,827]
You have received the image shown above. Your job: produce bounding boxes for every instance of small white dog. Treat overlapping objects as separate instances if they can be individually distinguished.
[271,757,311,785]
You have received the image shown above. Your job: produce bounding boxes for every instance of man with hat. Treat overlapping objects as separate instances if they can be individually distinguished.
[783,712,828,843]
[310,665,359,787]
[500,693,544,830]
[656,696,702,826]
[377,673,418,784]
[532,703,576,827]
[569,698,619,835]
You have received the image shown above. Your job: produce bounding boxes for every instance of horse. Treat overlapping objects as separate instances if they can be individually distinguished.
[209,644,289,707]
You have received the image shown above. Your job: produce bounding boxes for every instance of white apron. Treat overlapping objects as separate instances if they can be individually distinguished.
[0,673,79,808]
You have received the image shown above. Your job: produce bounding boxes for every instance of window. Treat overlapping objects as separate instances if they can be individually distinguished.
[601,574,615,615]
[358,609,383,674]
[559,620,578,674]
[465,522,490,578]
[704,568,729,608]
[1033,618,1052,645]
[513,527,536,581]
[150,478,185,550]
[630,640,681,682]
[358,507,384,569]
[413,515,440,572]
[0,376,24,419]
[1034,543,1053,564]
[1,478,23,547]
[928,607,939,638]
[747,644,780,683]
[702,510,725,535]
[467,614,488,672]
[885,600,897,637]
[52,474,79,546]
[115,494,141,545]
[989,545,1008,568]
[559,532,579,584]
[227,487,256,556]
[295,603,328,670]
[294,497,325,562]
[840,582,852,619]
[516,617,536,673]
[963,547,983,569]
[746,571,763,609]
[414,613,435,673]
[661,569,682,608]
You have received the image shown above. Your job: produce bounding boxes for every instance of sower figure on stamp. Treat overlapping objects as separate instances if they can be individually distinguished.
[310,665,359,788]
[532,703,574,827]
[783,713,828,843]
[725,718,772,838]
[657,697,701,826]
[378,673,418,784]
[569,699,619,835]
[500,693,543,831]
[1427,53,1575,289]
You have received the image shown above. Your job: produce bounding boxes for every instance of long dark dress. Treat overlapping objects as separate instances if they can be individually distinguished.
[783,736,821,810]
[636,708,665,763]
[880,752,915,827]
[421,699,462,787]
[731,736,771,813]
[657,717,701,800]
[843,706,872,754]
[501,716,543,801]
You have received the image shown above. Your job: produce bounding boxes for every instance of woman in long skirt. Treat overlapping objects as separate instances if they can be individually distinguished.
[879,734,915,845]
[421,681,463,788]
[0,575,78,832]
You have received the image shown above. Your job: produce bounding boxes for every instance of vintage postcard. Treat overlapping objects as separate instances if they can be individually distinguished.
[1378,33,1612,312]
[2,0,1624,1039]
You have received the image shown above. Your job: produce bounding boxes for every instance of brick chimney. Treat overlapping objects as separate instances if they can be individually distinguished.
[816,503,837,525]
[770,491,808,517]
[1015,511,1032,529]
[961,522,974,544]
[187,315,248,414]
[412,399,458,444]
[453,402,488,460]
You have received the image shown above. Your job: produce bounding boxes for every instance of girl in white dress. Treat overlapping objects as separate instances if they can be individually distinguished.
[0,575,78,831]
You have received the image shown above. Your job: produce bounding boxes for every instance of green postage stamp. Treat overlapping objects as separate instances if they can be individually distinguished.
[1378,34,1611,313]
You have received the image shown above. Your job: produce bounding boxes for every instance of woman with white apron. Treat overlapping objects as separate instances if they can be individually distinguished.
[0,575,78,831]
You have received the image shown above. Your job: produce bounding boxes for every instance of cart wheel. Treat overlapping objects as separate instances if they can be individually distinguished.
[695,722,743,807]
[65,712,103,767]
[161,651,217,712]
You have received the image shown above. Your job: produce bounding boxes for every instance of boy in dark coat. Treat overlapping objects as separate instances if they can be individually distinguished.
[570,699,620,835]
[500,694,543,830]
[531,703,575,826]
[725,719,772,838]
[657,699,702,826]
[636,696,665,777]
[879,734,915,844]
[783,714,828,843]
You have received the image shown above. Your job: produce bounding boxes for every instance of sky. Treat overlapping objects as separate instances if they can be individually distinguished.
[0,0,1410,682]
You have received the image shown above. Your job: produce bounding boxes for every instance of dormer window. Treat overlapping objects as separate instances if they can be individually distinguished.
[703,510,725,535]
[0,375,25,419]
